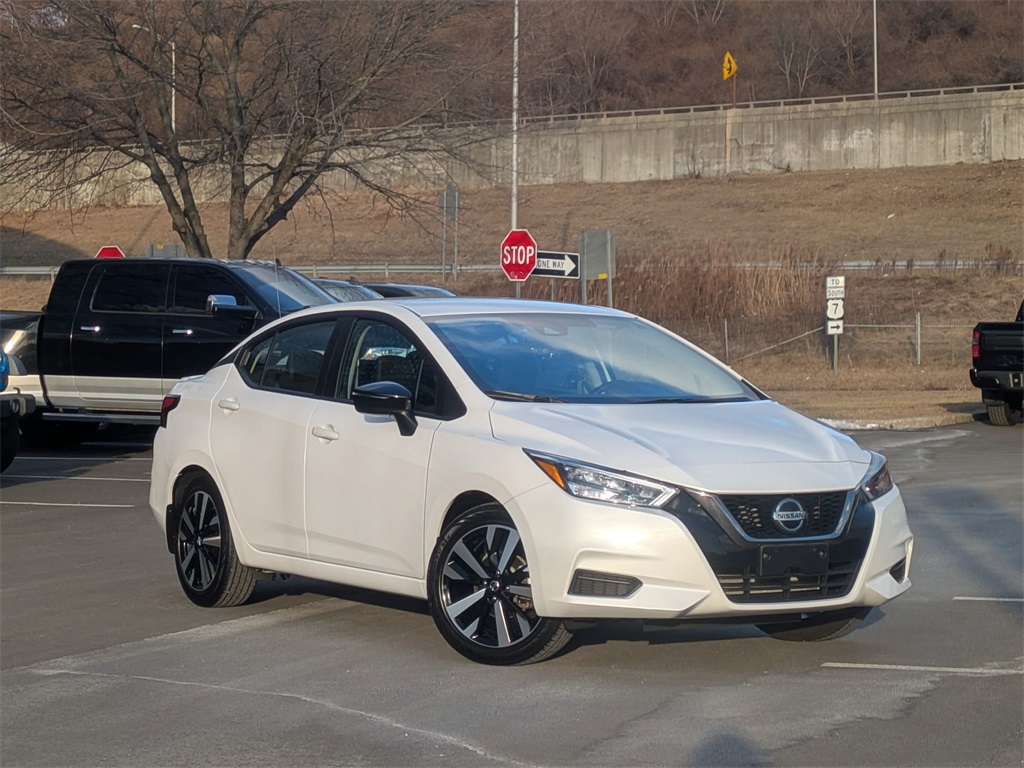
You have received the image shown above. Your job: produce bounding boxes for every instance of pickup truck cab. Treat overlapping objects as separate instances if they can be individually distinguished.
[970,301,1024,426]
[27,258,334,446]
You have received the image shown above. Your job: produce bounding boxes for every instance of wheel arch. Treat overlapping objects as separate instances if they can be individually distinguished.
[438,491,503,538]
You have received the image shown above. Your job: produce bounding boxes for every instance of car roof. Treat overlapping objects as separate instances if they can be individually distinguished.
[291,297,630,320]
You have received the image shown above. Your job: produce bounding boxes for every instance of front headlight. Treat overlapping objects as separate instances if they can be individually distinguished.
[860,450,894,501]
[525,450,679,508]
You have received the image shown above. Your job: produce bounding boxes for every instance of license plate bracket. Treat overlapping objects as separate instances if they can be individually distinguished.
[758,544,829,577]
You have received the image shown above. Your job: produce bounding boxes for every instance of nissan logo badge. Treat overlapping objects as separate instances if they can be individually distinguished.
[772,498,807,534]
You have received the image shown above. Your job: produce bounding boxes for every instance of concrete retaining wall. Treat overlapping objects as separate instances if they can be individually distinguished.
[3,88,1021,210]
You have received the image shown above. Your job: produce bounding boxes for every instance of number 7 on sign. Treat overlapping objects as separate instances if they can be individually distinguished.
[826,299,845,320]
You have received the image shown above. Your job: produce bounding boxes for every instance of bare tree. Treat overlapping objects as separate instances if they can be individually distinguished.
[0,0,495,259]
[769,2,823,97]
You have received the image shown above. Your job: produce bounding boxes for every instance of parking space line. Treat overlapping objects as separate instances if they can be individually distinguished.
[2,474,148,483]
[952,596,1024,603]
[822,662,1023,676]
[0,501,136,508]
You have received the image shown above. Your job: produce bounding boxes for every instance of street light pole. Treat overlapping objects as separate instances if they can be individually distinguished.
[170,39,176,134]
[872,0,878,97]
[132,24,176,134]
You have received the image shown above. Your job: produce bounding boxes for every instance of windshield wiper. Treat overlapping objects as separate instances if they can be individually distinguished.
[485,390,566,403]
[642,396,748,404]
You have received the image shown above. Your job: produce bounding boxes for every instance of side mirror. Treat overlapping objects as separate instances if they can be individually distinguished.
[207,294,259,319]
[353,380,417,436]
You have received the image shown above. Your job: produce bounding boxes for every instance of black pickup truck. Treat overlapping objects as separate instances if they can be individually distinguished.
[970,301,1024,426]
[20,258,335,447]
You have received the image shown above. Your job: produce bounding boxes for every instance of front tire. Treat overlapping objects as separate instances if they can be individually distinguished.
[172,475,256,608]
[756,607,870,642]
[986,401,1020,427]
[427,504,571,665]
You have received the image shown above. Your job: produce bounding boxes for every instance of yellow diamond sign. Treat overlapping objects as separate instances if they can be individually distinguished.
[722,51,737,81]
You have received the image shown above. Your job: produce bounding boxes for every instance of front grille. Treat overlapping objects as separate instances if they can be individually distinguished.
[717,560,860,603]
[716,492,850,540]
[889,558,907,582]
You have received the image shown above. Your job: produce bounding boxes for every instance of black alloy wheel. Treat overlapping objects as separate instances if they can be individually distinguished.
[173,475,256,608]
[427,504,571,665]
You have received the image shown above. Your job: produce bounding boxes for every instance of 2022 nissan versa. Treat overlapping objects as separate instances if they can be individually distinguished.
[149,299,913,665]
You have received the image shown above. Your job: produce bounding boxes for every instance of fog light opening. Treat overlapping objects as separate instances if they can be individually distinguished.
[569,570,642,598]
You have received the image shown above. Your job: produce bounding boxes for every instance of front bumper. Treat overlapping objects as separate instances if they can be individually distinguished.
[509,482,913,620]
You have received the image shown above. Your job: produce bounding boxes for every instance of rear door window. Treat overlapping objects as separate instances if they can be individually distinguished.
[237,320,337,396]
[90,264,169,313]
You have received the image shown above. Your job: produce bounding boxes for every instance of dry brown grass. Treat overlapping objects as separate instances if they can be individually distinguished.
[2,162,1021,422]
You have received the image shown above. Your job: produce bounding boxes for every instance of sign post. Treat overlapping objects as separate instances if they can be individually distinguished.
[826,276,846,374]
[500,229,537,283]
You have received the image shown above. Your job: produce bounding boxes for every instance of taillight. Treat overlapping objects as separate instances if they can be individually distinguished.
[160,394,181,429]
[971,330,980,362]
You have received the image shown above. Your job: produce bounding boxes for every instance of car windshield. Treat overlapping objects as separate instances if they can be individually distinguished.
[233,266,335,312]
[427,312,759,404]
[315,280,382,301]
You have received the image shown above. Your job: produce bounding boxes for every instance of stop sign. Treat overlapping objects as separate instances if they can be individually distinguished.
[95,245,125,259]
[500,229,537,281]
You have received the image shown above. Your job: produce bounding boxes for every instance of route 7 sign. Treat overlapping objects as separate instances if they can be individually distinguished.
[826,276,845,335]
[533,251,580,279]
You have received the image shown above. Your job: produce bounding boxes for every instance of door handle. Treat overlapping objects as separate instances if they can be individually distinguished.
[171,328,194,336]
[80,325,101,332]
[217,398,240,412]
[311,425,339,442]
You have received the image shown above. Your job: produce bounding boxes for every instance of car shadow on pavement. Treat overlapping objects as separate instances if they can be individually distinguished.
[247,575,430,616]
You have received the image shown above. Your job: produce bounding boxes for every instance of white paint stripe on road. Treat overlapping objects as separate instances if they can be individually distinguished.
[2,474,149,482]
[952,596,1024,603]
[822,662,1023,676]
[0,501,136,508]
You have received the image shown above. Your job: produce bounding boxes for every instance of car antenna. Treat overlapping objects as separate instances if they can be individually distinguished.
[273,247,282,315]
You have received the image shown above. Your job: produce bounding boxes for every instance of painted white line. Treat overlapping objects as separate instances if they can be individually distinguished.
[953,596,1024,603]
[0,501,136,508]
[2,474,148,483]
[822,662,1023,676]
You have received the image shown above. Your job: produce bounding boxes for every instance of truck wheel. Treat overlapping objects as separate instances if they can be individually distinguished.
[0,419,19,473]
[18,414,99,449]
[986,401,1019,427]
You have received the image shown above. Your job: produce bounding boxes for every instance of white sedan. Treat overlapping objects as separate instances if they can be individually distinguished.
[149,298,913,665]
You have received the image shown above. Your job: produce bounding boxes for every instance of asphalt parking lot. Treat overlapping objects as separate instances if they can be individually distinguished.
[1,422,1021,767]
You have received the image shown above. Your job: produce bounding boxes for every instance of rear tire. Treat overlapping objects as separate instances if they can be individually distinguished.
[987,401,1019,427]
[172,475,256,608]
[757,607,870,642]
[427,504,571,665]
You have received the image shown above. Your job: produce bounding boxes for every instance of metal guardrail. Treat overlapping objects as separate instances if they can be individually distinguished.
[2,258,1021,279]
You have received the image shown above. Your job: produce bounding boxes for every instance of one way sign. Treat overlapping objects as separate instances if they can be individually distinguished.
[532,251,580,279]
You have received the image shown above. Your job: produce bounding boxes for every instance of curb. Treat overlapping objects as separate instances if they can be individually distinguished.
[820,410,983,432]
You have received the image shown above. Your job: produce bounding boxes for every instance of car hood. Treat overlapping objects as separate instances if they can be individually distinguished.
[489,399,870,494]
